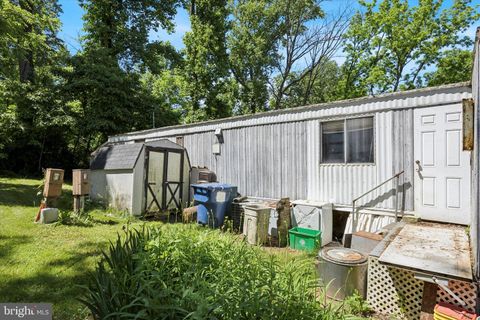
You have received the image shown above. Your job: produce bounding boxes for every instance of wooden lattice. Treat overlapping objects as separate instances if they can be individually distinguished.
[367,257,424,319]
[436,279,477,313]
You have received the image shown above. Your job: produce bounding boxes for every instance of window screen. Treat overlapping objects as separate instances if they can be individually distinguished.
[322,121,345,163]
[346,117,374,163]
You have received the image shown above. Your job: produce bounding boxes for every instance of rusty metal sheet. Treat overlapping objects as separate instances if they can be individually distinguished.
[463,98,474,151]
[378,222,472,281]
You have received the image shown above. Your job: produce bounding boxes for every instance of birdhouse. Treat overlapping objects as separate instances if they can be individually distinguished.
[43,168,64,198]
[72,169,90,196]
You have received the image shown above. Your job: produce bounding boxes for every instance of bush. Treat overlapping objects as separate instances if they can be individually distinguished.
[56,210,93,227]
[81,224,352,320]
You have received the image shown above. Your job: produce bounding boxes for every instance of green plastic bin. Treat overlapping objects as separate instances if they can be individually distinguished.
[289,227,322,251]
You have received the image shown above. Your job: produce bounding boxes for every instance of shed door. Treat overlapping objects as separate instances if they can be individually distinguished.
[414,104,470,224]
[145,149,184,213]
[146,150,165,212]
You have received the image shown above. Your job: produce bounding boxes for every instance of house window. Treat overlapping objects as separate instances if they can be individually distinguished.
[321,117,374,163]
[322,121,345,163]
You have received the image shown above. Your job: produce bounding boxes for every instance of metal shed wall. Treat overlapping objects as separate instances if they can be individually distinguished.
[110,83,471,212]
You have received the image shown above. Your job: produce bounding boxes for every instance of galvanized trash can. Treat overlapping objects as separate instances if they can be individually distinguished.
[243,204,270,245]
[316,247,368,300]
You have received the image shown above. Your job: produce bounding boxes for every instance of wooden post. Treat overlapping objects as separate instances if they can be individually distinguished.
[73,196,80,213]
[73,195,86,213]
[276,198,291,247]
[420,282,437,320]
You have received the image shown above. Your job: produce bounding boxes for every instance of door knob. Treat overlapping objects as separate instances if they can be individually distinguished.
[415,160,421,172]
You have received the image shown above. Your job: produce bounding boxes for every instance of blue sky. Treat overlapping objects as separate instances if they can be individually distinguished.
[58,0,478,62]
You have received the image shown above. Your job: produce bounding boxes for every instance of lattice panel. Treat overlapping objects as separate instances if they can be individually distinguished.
[367,257,424,319]
[436,279,477,313]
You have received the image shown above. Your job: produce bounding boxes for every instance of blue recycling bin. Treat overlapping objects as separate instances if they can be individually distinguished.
[192,183,238,228]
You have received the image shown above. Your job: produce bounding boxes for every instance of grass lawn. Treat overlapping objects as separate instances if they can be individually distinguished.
[0,177,161,319]
[0,177,371,320]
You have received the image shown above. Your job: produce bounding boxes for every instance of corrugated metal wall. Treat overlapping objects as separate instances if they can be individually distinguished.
[111,83,471,213]
[183,121,308,199]
[178,111,403,210]
[471,28,479,281]
[306,111,396,209]
[392,109,414,211]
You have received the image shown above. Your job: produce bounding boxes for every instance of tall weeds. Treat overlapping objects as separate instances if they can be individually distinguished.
[81,224,351,320]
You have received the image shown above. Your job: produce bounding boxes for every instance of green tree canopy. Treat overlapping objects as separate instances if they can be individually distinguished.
[340,0,479,98]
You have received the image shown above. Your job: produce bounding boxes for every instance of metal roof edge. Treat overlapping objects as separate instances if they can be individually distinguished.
[109,81,471,141]
[131,144,144,169]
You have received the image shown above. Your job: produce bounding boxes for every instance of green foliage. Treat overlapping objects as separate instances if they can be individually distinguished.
[0,0,478,175]
[423,49,473,86]
[80,0,181,71]
[140,71,183,126]
[277,60,342,108]
[228,0,281,114]
[183,0,232,121]
[343,291,373,317]
[340,0,479,98]
[82,224,355,319]
[269,0,325,109]
[56,210,94,227]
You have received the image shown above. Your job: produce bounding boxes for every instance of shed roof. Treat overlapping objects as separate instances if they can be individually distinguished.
[90,143,143,170]
[146,139,185,150]
[90,139,186,170]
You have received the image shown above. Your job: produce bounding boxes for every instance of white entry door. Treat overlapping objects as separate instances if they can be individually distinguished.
[414,104,470,224]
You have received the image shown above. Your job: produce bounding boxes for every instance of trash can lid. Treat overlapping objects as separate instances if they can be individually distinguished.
[191,183,235,190]
[320,247,367,265]
[244,204,270,210]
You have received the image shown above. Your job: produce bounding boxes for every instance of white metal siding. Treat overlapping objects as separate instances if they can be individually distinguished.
[471,28,480,280]
[307,111,395,209]
[183,121,308,199]
[108,83,471,213]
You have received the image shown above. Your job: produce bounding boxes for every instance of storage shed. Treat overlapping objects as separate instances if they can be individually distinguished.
[107,82,472,229]
[90,139,191,215]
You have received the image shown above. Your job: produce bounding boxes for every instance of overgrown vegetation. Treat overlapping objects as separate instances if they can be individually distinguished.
[82,224,365,319]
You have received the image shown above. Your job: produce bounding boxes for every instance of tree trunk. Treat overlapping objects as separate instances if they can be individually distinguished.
[19,51,35,83]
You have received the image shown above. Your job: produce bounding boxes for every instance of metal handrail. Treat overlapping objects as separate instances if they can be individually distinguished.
[351,170,404,233]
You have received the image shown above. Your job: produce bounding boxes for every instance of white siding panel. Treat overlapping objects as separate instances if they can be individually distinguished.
[471,28,480,279]
[183,122,308,200]
[107,83,472,213]
[307,112,395,209]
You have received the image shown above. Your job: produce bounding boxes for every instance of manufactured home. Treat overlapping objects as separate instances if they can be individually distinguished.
[92,31,480,317]
[108,82,473,228]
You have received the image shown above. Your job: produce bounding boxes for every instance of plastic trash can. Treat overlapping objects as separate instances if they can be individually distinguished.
[192,183,237,228]
[243,204,270,245]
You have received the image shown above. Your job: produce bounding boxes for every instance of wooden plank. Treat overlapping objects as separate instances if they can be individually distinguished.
[379,222,472,281]
[463,98,474,151]
[420,282,437,320]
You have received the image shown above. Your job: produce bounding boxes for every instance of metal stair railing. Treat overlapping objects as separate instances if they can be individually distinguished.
[351,170,404,233]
